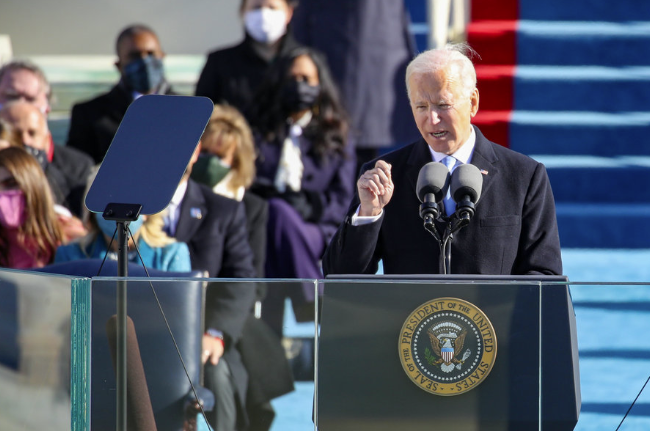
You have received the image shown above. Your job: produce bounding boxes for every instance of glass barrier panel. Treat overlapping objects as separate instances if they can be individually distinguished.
[0,269,89,431]
[84,277,317,431]
[316,278,541,431]
[567,283,650,431]
[18,272,650,431]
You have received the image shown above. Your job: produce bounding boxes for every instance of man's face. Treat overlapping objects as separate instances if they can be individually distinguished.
[0,69,50,115]
[0,103,50,151]
[115,31,165,74]
[408,67,479,155]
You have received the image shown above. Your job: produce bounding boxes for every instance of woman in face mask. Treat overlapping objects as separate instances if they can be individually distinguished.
[190,105,267,277]
[195,0,302,116]
[0,147,63,268]
[247,47,356,336]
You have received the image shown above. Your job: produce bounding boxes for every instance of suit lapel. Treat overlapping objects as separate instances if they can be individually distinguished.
[175,180,207,242]
[405,138,434,195]
[469,126,499,199]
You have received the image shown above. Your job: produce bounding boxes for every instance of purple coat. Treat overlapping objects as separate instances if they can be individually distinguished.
[254,133,356,242]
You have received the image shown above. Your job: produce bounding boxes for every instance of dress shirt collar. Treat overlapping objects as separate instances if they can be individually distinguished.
[170,179,188,207]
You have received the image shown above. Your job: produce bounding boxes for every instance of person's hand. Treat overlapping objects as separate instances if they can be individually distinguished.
[57,214,88,243]
[357,160,393,217]
[201,334,224,366]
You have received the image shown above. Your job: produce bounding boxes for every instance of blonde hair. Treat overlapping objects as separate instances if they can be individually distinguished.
[138,211,176,247]
[201,104,256,191]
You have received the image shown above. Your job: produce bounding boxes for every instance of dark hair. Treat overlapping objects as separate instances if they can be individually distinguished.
[115,24,158,55]
[248,47,348,159]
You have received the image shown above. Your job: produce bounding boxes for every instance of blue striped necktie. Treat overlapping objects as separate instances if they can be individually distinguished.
[441,156,457,217]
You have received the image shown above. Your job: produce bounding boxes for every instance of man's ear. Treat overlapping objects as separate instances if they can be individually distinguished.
[469,88,479,118]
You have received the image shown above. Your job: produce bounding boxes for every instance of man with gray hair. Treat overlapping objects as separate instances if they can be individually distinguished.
[0,60,51,114]
[323,43,562,276]
[0,61,94,218]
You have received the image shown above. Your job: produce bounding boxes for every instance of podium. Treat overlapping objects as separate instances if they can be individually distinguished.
[316,276,580,431]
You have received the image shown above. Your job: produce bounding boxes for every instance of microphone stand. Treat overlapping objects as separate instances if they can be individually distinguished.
[102,203,142,431]
[440,198,477,274]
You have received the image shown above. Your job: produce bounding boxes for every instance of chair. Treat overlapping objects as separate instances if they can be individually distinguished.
[35,259,212,431]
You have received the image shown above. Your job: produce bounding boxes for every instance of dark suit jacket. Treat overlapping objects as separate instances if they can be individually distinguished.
[322,126,562,276]
[195,33,303,116]
[242,191,268,280]
[173,180,256,407]
[67,81,175,164]
[292,0,420,148]
[49,145,94,217]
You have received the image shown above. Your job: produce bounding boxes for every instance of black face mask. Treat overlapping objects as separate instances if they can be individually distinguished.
[281,80,321,113]
[24,145,48,170]
[122,56,165,94]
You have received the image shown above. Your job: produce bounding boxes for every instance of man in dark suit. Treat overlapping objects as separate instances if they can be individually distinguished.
[322,44,562,276]
[165,147,257,431]
[67,24,175,164]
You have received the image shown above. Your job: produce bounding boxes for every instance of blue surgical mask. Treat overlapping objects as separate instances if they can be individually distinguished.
[95,215,144,239]
[122,56,165,94]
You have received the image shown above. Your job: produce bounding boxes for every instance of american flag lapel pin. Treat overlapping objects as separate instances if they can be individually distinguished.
[190,208,202,219]
[480,169,488,175]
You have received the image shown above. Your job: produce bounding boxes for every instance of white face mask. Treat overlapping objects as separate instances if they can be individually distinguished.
[244,8,288,44]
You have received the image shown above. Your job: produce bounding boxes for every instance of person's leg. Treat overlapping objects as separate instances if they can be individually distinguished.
[263,198,325,335]
[204,360,238,431]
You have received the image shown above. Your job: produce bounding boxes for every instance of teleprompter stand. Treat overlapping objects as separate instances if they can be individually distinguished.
[85,95,213,431]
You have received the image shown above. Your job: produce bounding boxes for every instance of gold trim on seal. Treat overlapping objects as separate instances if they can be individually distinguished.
[398,297,497,396]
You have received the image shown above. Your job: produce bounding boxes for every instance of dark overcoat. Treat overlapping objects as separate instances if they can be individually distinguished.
[323,126,563,276]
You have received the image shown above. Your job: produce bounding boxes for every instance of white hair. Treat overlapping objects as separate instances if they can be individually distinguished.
[405,43,479,100]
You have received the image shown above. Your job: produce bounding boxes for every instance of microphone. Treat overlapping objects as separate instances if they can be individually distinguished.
[416,162,451,228]
[450,164,483,221]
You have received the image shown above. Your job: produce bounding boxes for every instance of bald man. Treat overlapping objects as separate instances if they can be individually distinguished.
[0,101,93,217]
[67,24,176,163]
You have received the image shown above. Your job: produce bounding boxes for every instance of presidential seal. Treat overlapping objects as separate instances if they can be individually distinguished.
[398,297,497,396]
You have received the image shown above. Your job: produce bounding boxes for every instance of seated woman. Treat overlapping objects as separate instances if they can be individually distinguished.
[55,210,192,272]
[191,104,295,431]
[247,47,355,335]
[0,146,64,268]
[191,104,267,277]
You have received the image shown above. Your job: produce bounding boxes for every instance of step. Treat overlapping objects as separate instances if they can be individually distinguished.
[471,0,518,21]
[534,155,650,202]
[555,203,650,248]
[563,249,650,282]
[508,111,650,156]
[517,21,650,67]
[477,66,650,113]
[467,21,517,66]
[520,0,650,22]
[472,110,511,148]
[475,66,514,111]
[513,66,650,112]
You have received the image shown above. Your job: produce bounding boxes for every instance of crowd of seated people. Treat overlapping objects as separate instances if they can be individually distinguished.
[0,2,359,429]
